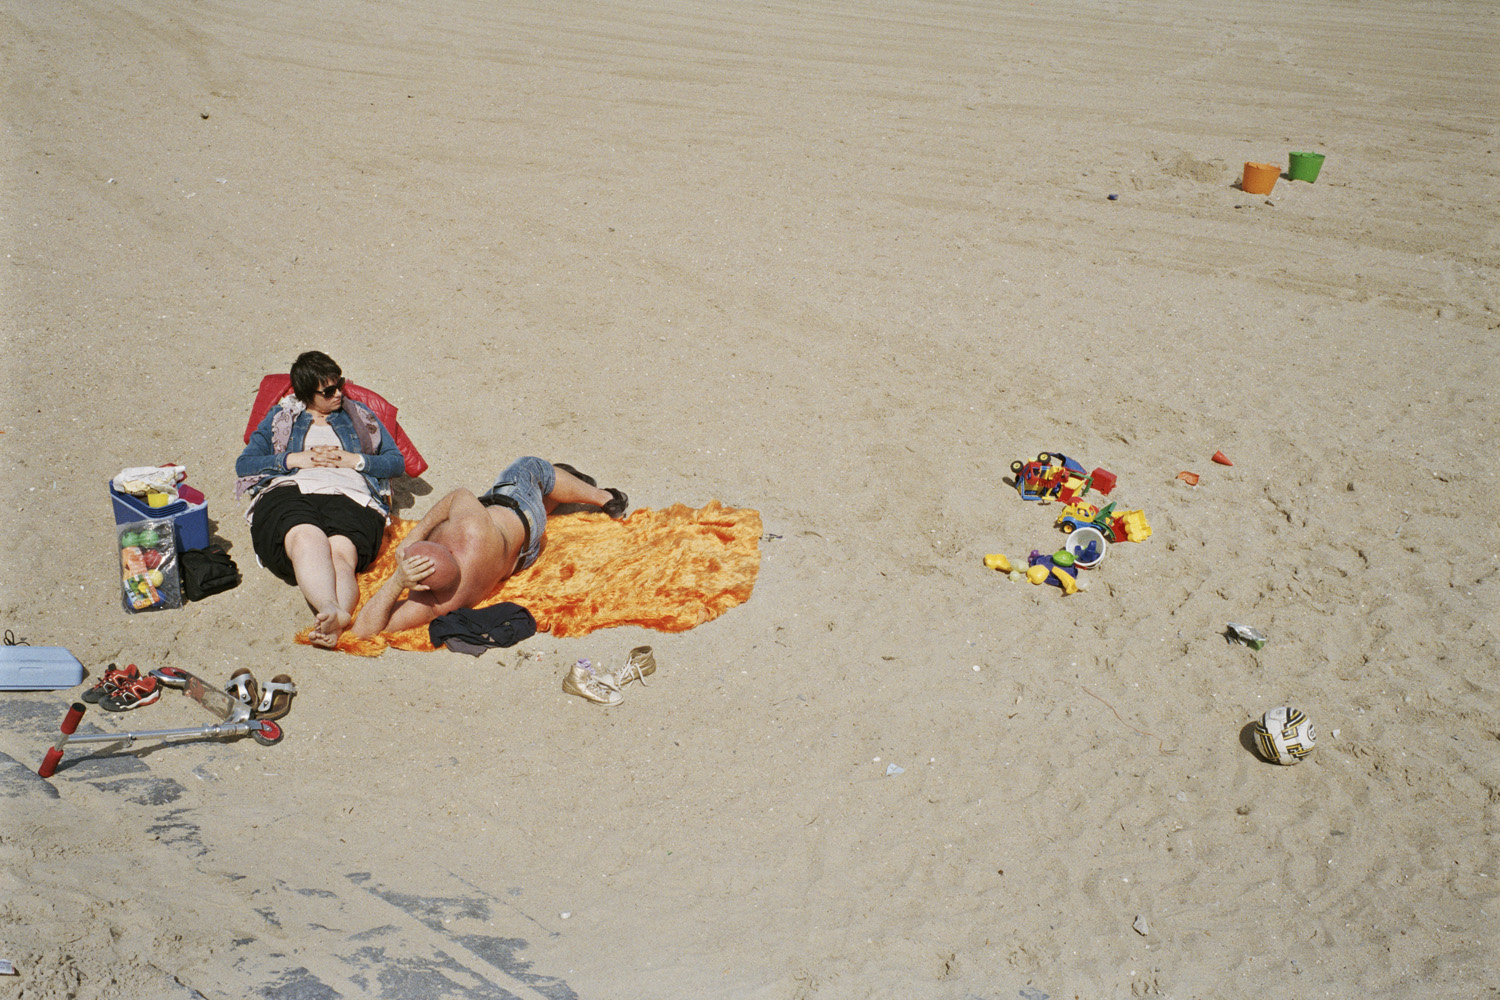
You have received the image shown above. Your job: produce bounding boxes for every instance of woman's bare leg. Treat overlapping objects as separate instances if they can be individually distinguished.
[329,534,361,620]
[285,524,337,609]
[285,524,352,647]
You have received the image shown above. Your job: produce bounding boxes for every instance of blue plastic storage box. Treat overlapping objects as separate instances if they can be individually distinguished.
[109,483,209,551]
[0,645,83,690]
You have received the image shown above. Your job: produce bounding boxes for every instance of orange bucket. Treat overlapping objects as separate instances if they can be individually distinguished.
[1242,162,1280,195]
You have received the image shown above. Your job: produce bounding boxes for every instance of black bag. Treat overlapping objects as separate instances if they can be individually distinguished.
[179,545,241,601]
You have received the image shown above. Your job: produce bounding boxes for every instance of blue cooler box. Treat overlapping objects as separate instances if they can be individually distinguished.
[109,483,210,551]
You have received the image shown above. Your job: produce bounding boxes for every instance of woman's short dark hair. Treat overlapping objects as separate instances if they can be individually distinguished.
[290,351,343,405]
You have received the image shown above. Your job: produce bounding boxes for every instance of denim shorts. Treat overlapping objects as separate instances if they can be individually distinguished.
[478,457,554,572]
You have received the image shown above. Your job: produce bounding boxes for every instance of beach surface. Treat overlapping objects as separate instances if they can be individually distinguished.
[2,1,1497,997]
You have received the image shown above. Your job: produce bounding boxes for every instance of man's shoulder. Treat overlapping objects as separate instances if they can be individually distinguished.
[437,491,503,540]
[446,487,485,513]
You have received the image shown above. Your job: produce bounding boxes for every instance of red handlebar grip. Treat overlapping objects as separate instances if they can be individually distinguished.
[39,747,64,778]
[39,702,88,777]
[61,702,86,735]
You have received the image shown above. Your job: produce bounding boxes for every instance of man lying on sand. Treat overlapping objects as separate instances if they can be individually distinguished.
[348,458,627,642]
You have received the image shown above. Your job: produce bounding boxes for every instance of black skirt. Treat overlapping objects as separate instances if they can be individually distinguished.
[249,486,386,585]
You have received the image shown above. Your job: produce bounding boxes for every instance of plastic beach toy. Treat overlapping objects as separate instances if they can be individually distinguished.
[1287,151,1325,183]
[1064,526,1108,569]
[1242,162,1279,195]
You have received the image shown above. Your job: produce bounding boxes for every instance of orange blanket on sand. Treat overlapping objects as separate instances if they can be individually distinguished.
[297,501,762,656]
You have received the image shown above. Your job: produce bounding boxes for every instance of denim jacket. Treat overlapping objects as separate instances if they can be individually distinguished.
[236,401,406,515]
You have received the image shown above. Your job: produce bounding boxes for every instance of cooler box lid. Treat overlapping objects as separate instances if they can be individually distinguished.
[0,645,84,690]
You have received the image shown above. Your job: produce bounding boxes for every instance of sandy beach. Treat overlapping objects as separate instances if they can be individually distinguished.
[2,1,1497,997]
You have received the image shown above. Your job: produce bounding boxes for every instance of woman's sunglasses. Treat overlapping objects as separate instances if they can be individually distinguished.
[314,379,346,399]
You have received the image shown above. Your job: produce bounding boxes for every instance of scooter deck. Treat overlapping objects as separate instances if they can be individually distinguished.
[153,666,251,723]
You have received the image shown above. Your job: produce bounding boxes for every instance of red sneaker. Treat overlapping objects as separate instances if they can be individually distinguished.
[101,672,161,712]
[82,663,138,704]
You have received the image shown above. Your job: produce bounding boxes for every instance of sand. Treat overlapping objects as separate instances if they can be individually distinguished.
[2,1,1497,997]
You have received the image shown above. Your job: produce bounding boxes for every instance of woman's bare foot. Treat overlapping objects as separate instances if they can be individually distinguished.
[310,607,352,648]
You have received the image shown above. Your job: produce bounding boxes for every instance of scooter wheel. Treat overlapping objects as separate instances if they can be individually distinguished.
[151,665,190,688]
[252,720,284,746]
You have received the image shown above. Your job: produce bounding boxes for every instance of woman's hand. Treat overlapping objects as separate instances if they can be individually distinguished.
[285,447,360,470]
[307,445,361,468]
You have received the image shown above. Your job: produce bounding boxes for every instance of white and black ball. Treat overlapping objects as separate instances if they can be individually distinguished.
[1255,706,1316,765]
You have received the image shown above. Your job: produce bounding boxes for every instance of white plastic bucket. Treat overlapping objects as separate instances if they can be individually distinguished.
[1064,526,1107,568]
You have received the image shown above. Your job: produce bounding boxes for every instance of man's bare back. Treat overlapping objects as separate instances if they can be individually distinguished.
[348,460,622,642]
[426,492,525,607]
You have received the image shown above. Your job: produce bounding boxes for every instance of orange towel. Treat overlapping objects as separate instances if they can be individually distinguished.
[298,501,762,655]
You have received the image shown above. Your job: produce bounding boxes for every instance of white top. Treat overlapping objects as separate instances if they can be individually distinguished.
[265,421,381,511]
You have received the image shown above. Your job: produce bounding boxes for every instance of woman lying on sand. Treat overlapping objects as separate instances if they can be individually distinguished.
[235,351,406,647]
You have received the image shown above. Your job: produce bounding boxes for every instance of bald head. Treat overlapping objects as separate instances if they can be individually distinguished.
[406,540,460,592]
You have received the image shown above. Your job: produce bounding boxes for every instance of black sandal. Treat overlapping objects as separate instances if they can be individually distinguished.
[555,464,627,518]
[602,488,628,519]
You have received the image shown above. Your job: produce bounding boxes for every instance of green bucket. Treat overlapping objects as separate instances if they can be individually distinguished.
[1288,151,1326,183]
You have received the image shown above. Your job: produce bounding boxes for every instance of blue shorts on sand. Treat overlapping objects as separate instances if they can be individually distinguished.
[478,457,555,572]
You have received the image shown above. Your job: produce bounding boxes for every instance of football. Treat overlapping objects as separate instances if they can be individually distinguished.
[1255,706,1316,765]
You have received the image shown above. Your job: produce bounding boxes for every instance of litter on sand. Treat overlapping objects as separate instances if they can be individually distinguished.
[1226,622,1268,650]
